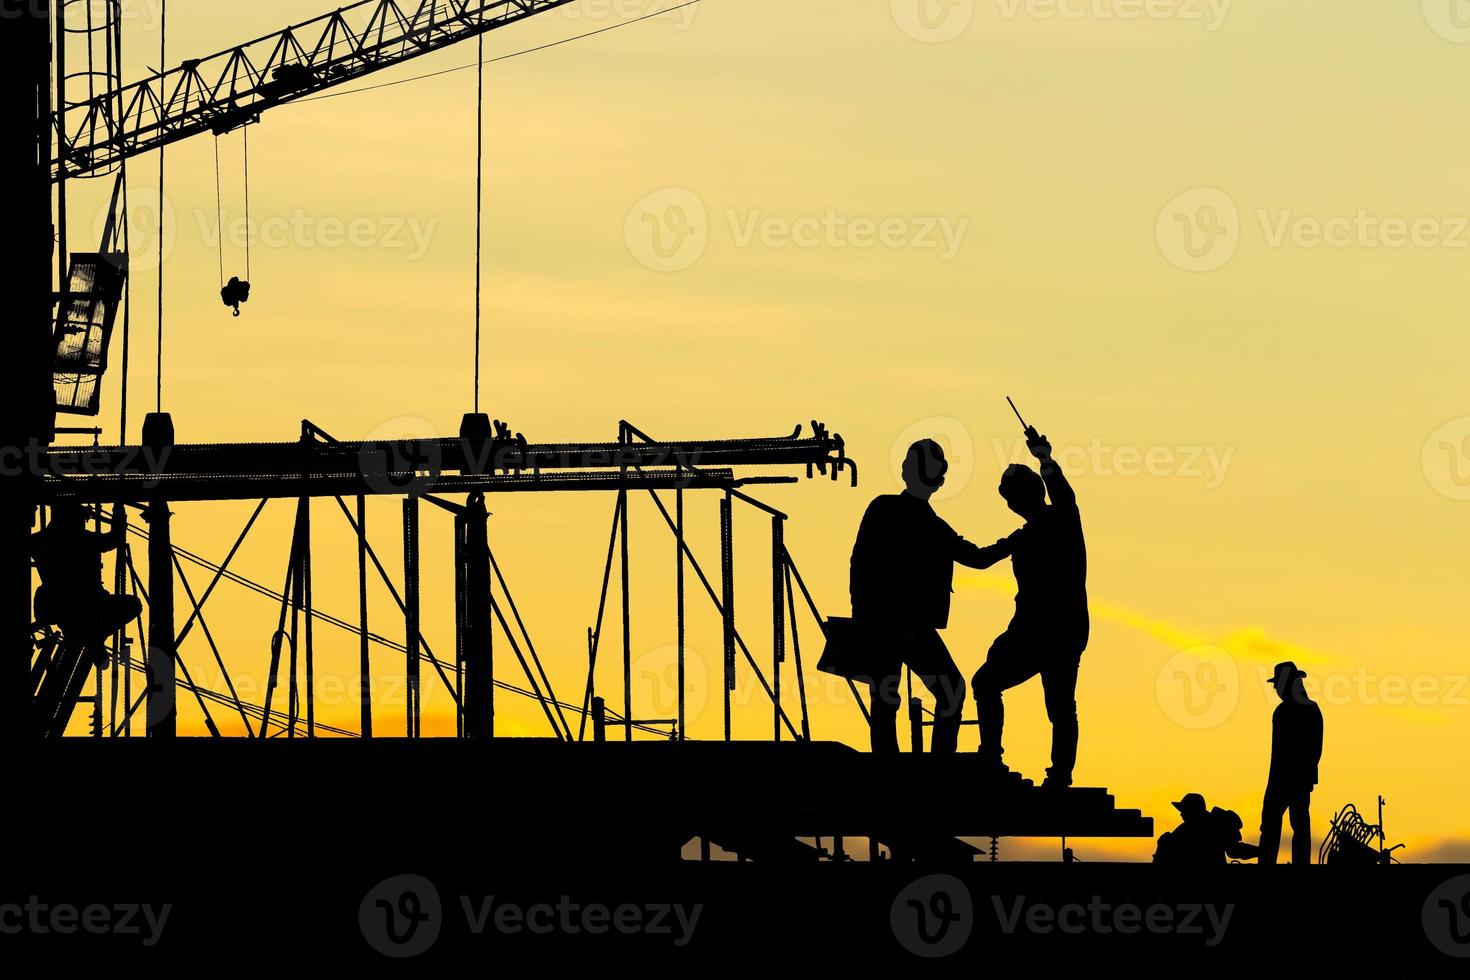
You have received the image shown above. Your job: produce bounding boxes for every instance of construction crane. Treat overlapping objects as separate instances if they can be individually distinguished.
[0,1,668,738]
[52,0,584,181]
[46,0,594,411]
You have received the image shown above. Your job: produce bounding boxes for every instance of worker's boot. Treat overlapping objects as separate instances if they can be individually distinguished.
[974,750,1013,783]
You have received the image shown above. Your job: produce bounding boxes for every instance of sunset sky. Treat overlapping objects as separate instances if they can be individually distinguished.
[54,0,1470,861]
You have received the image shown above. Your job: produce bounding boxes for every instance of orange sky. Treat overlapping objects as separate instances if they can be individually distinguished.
[49,0,1470,863]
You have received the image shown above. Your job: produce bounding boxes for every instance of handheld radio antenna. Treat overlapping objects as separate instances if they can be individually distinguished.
[1006,396,1030,431]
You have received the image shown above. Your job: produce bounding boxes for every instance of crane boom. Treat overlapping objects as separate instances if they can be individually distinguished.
[53,0,581,182]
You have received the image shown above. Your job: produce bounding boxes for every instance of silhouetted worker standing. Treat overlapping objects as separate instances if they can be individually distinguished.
[1153,792,1260,866]
[969,426,1088,787]
[31,501,140,658]
[849,439,1001,753]
[1259,661,1324,865]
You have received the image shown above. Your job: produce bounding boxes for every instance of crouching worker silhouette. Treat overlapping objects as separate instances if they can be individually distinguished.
[31,501,140,663]
[1258,661,1323,865]
[1154,792,1260,866]
[849,439,1004,753]
[970,426,1088,788]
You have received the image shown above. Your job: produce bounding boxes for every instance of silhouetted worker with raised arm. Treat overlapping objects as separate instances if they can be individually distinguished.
[849,439,1002,753]
[969,424,1089,788]
[1258,661,1324,865]
[31,501,140,660]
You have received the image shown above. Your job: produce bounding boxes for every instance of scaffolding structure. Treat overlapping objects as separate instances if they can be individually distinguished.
[32,414,858,745]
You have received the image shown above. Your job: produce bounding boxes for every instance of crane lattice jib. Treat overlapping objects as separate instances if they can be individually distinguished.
[52,0,581,182]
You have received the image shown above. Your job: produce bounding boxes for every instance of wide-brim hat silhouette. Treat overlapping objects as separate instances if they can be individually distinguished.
[1272,661,1307,686]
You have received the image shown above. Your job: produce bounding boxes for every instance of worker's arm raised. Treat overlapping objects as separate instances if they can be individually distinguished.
[1026,428,1076,508]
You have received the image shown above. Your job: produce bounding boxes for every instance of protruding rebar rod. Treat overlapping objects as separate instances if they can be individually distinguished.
[772,515,785,742]
[619,482,631,743]
[403,496,420,738]
[720,491,735,742]
[676,484,685,741]
[357,494,371,737]
[145,498,175,738]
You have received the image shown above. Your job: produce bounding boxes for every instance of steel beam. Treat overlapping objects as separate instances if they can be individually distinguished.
[402,497,420,739]
[460,494,493,739]
[145,499,175,738]
[720,492,735,742]
[43,468,768,504]
[38,424,852,497]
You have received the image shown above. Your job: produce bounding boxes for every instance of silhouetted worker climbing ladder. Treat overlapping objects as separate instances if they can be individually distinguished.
[29,501,141,737]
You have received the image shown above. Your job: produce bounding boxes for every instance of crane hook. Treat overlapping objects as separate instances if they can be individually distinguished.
[221,276,251,316]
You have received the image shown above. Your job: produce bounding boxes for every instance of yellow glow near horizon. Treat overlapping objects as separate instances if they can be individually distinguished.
[50,0,1470,863]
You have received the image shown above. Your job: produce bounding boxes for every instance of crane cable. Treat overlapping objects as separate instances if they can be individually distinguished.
[212,134,224,289]
[214,126,253,312]
[473,31,483,413]
[243,122,252,283]
[155,0,165,413]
